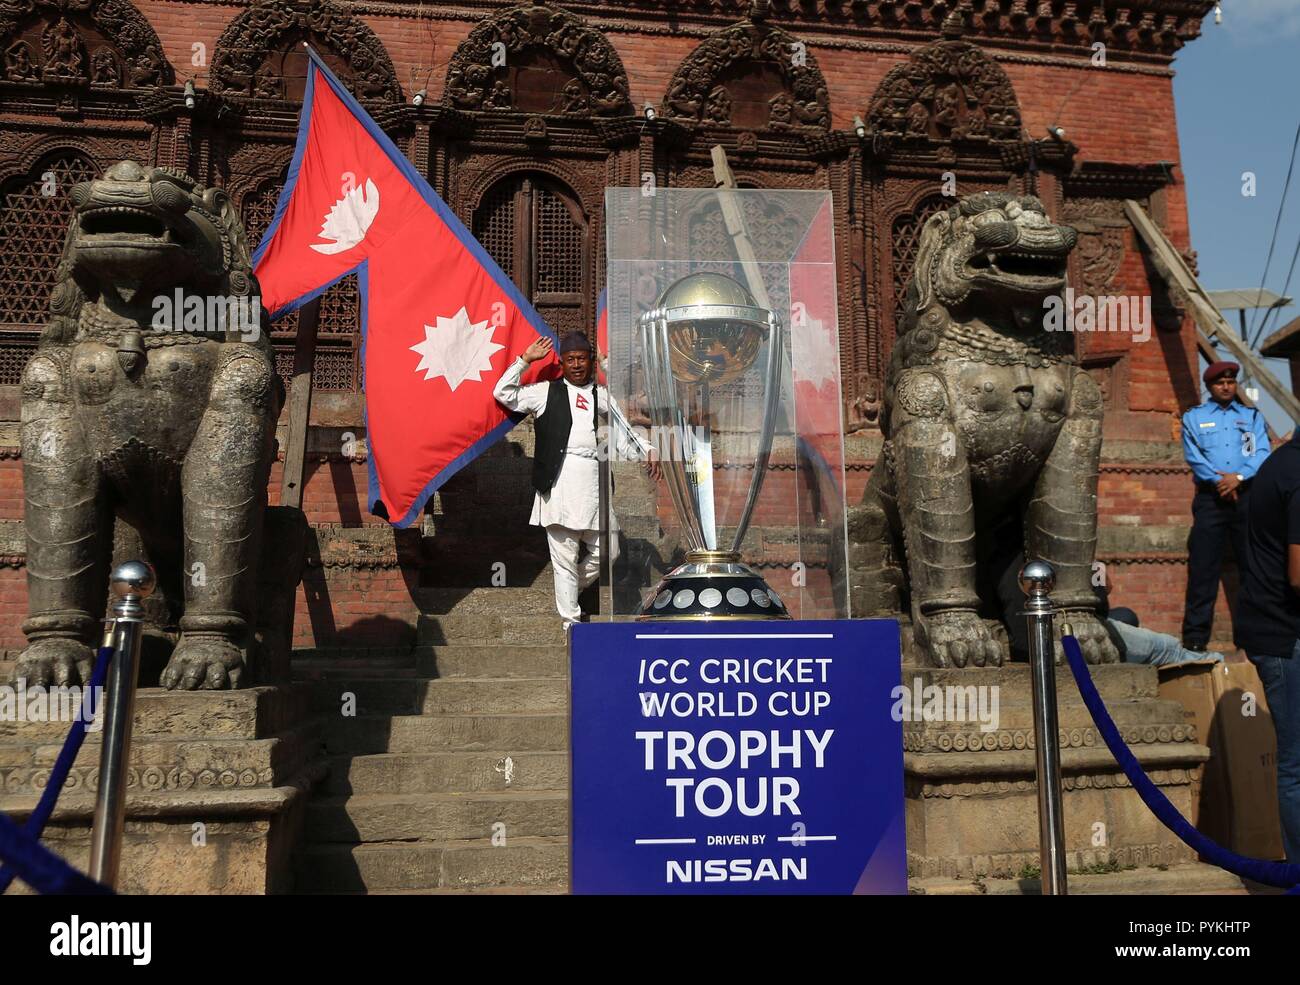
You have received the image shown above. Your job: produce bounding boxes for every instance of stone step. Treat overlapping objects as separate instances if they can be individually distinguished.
[413,584,559,615]
[415,644,567,679]
[904,664,1160,703]
[320,886,566,895]
[418,612,567,645]
[310,678,567,716]
[304,791,568,843]
[323,713,567,755]
[295,665,419,682]
[0,686,306,744]
[323,751,568,795]
[292,837,567,892]
[292,652,417,681]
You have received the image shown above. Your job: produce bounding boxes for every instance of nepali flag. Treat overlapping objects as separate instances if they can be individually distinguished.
[594,287,608,385]
[252,47,558,526]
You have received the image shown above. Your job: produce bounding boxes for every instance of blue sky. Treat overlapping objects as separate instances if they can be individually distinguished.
[1174,0,1300,429]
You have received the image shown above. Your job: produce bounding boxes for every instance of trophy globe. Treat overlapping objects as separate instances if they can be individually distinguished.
[638,271,789,620]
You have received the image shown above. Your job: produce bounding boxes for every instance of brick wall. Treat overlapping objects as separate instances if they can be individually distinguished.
[0,4,1220,652]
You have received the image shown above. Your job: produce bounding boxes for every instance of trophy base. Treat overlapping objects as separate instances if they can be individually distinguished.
[637,551,790,621]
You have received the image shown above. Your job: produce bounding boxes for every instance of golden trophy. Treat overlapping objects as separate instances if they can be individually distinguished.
[637,271,788,620]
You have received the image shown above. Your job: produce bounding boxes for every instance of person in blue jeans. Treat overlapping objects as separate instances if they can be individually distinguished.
[1107,608,1225,667]
[1237,428,1300,863]
[995,549,1225,668]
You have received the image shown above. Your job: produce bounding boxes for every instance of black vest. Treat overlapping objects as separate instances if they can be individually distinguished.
[532,381,597,495]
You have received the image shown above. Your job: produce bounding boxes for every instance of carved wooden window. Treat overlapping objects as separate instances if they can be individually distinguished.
[890,194,950,333]
[241,179,360,391]
[472,173,587,338]
[0,153,99,385]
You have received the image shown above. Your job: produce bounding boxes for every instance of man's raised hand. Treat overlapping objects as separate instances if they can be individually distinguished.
[522,337,553,364]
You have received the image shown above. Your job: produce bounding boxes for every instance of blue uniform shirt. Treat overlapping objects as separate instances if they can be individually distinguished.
[1180,398,1270,484]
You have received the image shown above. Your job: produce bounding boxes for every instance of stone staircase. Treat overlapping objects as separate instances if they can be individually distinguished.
[290,579,572,894]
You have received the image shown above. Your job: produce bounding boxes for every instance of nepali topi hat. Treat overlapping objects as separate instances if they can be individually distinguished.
[559,332,593,355]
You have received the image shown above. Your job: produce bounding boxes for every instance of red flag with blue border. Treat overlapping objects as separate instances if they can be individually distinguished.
[252,47,558,526]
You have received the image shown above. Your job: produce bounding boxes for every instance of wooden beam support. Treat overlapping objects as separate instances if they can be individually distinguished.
[279,297,320,511]
[1125,199,1300,425]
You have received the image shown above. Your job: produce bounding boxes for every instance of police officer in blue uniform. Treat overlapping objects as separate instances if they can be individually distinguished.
[1180,360,1271,651]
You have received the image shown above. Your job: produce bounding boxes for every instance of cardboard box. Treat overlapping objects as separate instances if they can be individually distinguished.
[1158,659,1285,861]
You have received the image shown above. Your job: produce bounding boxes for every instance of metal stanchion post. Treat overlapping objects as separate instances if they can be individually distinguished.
[1019,559,1068,896]
[88,561,156,889]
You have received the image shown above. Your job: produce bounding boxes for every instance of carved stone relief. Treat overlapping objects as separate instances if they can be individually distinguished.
[0,0,171,88]
[443,3,630,117]
[210,0,400,103]
[867,20,1021,144]
[661,17,830,130]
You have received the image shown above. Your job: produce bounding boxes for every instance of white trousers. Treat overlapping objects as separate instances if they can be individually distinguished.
[545,524,619,622]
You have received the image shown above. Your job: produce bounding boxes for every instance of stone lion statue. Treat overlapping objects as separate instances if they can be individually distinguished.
[15,160,282,690]
[849,191,1118,668]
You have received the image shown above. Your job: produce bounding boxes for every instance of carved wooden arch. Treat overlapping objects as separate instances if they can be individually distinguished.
[3,132,140,178]
[660,17,831,131]
[867,21,1022,144]
[462,157,600,224]
[469,166,593,338]
[226,152,295,215]
[443,3,631,117]
[0,0,172,89]
[210,0,401,103]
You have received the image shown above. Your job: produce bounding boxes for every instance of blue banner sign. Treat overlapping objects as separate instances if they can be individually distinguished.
[570,619,905,894]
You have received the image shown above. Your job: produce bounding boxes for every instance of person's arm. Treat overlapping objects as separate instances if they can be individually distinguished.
[1238,408,1271,480]
[599,386,660,480]
[1288,487,1300,595]
[493,337,552,415]
[1181,413,1220,483]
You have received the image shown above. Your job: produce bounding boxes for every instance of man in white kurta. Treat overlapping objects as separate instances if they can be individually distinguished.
[493,333,634,624]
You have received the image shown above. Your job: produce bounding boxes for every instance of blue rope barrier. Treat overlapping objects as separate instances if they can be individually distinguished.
[0,645,115,895]
[0,811,112,895]
[1062,634,1300,891]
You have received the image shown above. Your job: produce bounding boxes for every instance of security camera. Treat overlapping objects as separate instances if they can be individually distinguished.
[413,89,427,107]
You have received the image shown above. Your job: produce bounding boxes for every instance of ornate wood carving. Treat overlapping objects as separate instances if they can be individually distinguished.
[554,1,1214,57]
[867,16,1021,145]
[1062,197,1128,299]
[0,0,171,89]
[210,0,400,103]
[661,17,830,131]
[443,3,631,117]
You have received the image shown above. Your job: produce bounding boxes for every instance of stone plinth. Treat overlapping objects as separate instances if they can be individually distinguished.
[0,685,323,894]
[902,664,1219,882]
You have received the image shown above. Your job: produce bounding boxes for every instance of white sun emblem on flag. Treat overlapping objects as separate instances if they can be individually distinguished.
[410,307,505,391]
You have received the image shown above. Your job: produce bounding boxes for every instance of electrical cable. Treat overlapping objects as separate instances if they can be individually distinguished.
[1246,119,1300,347]
[1253,227,1300,345]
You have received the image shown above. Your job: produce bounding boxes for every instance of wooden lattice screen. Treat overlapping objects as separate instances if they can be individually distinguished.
[0,154,100,384]
[890,195,950,334]
[241,180,361,391]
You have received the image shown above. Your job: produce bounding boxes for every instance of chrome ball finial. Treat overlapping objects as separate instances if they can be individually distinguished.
[110,560,156,599]
[1019,559,1056,597]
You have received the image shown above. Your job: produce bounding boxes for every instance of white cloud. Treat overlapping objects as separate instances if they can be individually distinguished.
[1223,0,1300,40]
